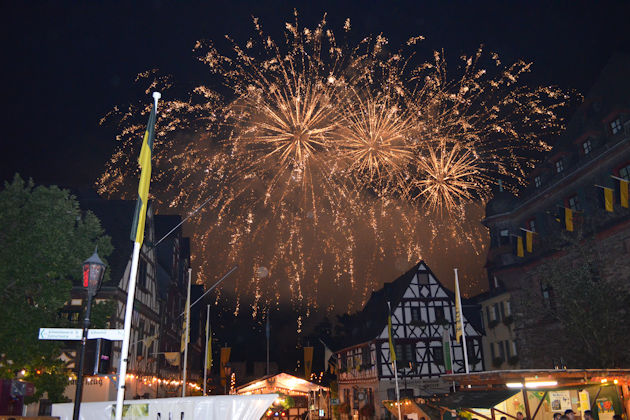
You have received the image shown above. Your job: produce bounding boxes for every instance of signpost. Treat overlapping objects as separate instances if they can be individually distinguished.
[38,328,124,341]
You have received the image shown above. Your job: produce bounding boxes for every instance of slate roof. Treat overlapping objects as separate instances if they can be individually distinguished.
[329,261,482,351]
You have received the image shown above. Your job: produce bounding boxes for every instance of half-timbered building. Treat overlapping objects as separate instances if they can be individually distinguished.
[332,261,484,419]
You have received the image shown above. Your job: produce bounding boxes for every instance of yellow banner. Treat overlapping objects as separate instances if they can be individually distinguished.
[565,208,574,232]
[525,231,533,253]
[621,179,629,208]
[516,236,524,257]
[604,187,614,212]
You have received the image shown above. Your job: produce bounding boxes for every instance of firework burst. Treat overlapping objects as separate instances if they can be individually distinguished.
[98,13,572,317]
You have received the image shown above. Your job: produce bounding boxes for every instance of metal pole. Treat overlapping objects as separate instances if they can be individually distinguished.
[393,359,402,419]
[115,241,142,420]
[203,304,210,396]
[72,291,94,420]
[181,268,191,397]
[455,269,470,373]
[93,338,102,375]
[266,314,270,376]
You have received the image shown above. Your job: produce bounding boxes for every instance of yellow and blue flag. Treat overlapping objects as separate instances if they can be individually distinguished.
[130,101,158,245]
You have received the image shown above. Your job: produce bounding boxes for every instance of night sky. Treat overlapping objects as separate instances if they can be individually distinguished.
[3,1,630,188]
[2,2,630,357]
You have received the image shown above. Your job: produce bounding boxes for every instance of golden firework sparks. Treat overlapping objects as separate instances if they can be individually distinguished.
[97,12,573,318]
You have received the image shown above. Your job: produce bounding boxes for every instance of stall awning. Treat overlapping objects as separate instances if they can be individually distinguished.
[437,390,520,410]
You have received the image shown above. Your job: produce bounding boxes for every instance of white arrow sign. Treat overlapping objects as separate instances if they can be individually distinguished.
[39,328,124,341]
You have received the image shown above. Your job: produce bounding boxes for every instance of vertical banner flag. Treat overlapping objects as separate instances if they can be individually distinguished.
[604,187,614,212]
[304,346,314,379]
[129,102,157,246]
[516,235,525,257]
[442,326,453,374]
[597,185,615,212]
[455,277,463,343]
[520,229,534,253]
[387,302,396,362]
[564,207,574,231]
[220,347,231,387]
[180,293,190,352]
[618,177,629,208]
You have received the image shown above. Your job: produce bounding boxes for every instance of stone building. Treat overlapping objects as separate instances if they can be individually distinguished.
[482,54,630,368]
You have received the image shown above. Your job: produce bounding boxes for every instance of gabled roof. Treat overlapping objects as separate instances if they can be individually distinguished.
[329,261,482,351]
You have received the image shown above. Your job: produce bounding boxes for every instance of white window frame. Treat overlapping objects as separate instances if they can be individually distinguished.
[555,159,564,173]
[534,175,542,188]
[611,118,622,135]
[582,139,592,155]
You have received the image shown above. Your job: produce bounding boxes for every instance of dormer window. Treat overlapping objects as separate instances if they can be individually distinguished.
[611,118,622,135]
[555,159,564,174]
[534,175,542,188]
[582,139,592,155]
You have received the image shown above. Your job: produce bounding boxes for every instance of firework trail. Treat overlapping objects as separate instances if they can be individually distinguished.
[98,12,572,317]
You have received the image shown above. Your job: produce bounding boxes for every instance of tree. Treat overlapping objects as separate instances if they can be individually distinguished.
[526,231,630,367]
[0,174,113,402]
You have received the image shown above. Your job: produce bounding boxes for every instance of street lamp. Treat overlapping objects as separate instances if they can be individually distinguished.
[73,248,106,420]
[223,362,232,395]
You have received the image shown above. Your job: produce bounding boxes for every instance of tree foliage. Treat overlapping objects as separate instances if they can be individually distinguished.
[529,232,630,367]
[0,174,113,401]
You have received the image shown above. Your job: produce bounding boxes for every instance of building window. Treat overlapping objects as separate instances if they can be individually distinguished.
[499,229,510,246]
[528,218,536,232]
[619,163,630,180]
[395,343,415,363]
[493,303,501,322]
[534,175,542,188]
[582,139,592,155]
[138,259,147,289]
[541,282,555,309]
[432,346,445,365]
[361,346,371,366]
[555,159,564,174]
[611,118,622,135]
[490,342,496,359]
[417,273,430,285]
[434,306,447,324]
[567,195,580,211]
[511,340,518,356]
[410,307,421,321]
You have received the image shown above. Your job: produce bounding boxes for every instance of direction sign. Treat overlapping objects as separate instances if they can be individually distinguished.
[88,329,124,340]
[39,328,124,341]
[39,328,82,340]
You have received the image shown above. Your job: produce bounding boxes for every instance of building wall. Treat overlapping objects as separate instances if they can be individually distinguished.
[479,292,519,370]
[483,56,630,368]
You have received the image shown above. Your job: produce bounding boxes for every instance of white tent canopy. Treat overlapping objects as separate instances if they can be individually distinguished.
[52,394,277,420]
[237,372,328,396]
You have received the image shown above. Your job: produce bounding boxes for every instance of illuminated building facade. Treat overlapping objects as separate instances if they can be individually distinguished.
[482,54,630,368]
[329,262,484,419]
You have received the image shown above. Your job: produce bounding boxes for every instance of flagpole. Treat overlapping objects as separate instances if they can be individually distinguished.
[182,268,191,397]
[115,92,160,420]
[204,304,210,395]
[387,301,402,419]
[266,313,270,376]
[455,268,469,374]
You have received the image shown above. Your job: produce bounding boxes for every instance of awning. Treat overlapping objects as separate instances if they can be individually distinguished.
[437,390,520,410]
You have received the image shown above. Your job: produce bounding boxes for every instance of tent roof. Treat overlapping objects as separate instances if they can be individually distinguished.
[236,373,328,395]
[436,390,520,410]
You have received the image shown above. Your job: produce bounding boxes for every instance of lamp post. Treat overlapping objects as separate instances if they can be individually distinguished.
[72,248,106,420]
[223,362,232,395]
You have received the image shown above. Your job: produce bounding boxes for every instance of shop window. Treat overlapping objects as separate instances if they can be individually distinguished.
[555,159,564,174]
[534,175,542,188]
[582,139,592,155]
[610,118,622,135]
